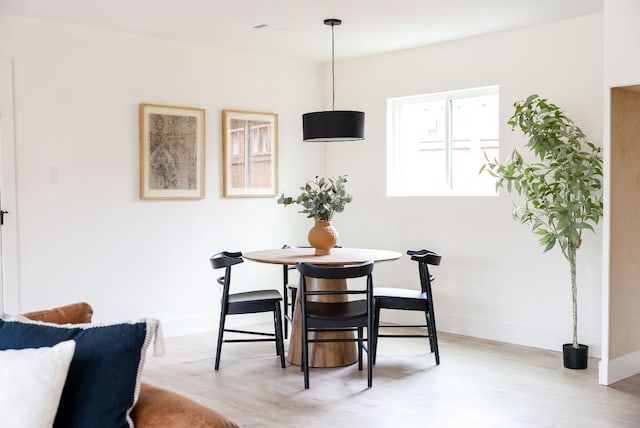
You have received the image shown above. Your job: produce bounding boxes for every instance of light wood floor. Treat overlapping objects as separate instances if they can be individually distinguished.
[142,327,640,428]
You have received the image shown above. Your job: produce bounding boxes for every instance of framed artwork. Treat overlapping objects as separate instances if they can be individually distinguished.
[222,110,278,198]
[139,104,205,200]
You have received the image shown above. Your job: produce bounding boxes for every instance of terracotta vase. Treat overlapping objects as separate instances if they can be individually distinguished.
[308,220,338,256]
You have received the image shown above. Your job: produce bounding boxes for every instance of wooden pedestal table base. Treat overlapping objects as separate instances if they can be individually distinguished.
[287,277,357,367]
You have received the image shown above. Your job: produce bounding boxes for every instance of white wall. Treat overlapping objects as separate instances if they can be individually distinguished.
[0,14,324,335]
[0,13,608,357]
[326,15,604,356]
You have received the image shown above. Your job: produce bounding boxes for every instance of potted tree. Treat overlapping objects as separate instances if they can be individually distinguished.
[277,175,352,255]
[482,95,603,369]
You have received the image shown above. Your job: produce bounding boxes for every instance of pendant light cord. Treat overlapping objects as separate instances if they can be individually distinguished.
[331,21,336,111]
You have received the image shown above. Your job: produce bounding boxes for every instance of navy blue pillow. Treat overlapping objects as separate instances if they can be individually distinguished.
[0,318,156,428]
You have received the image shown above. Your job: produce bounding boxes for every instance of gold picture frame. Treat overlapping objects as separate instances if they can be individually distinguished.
[222,110,278,198]
[139,104,205,200]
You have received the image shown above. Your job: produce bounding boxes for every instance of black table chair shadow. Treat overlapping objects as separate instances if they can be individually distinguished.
[372,249,442,365]
[210,251,286,370]
[297,261,375,389]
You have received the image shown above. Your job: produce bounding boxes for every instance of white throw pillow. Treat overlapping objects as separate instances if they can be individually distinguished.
[0,340,76,428]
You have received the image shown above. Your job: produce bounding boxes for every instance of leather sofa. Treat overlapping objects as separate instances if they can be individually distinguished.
[21,302,238,428]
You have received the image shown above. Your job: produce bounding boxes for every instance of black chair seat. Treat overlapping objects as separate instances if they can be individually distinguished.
[226,290,284,315]
[374,287,426,300]
[228,289,282,304]
[375,288,428,311]
[307,300,368,324]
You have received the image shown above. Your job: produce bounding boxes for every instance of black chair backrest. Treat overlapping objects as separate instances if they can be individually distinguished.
[297,261,374,281]
[407,249,441,294]
[407,249,441,265]
[297,262,375,303]
[210,251,243,270]
[210,251,244,304]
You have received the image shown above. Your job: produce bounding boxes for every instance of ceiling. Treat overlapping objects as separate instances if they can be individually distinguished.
[0,0,603,62]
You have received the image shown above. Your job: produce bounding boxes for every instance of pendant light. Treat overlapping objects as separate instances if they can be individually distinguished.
[302,18,365,142]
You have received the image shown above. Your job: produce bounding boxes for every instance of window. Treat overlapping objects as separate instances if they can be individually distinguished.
[387,86,499,196]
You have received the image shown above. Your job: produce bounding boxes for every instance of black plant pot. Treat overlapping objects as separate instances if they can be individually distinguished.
[563,343,589,369]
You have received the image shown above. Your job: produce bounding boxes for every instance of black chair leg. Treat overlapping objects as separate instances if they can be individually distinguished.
[425,310,435,353]
[283,290,289,340]
[372,302,381,364]
[214,312,226,370]
[291,287,297,319]
[428,311,440,365]
[357,327,363,371]
[273,310,281,356]
[425,289,440,365]
[302,329,309,389]
[367,301,373,388]
[367,331,373,388]
[274,303,286,368]
[433,331,440,365]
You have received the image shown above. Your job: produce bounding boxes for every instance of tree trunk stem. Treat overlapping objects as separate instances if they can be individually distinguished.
[569,244,578,348]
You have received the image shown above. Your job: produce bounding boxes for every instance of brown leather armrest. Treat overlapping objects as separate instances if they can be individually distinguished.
[21,302,94,324]
[132,383,239,428]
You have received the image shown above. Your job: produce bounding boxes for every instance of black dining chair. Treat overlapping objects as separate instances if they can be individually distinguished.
[210,251,286,370]
[372,249,442,365]
[297,261,375,389]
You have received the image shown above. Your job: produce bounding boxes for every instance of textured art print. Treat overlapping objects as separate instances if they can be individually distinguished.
[140,104,205,199]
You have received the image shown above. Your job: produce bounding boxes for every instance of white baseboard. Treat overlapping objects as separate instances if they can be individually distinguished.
[435,313,602,358]
[159,312,271,338]
[159,313,216,338]
[598,349,640,385]
[161,311,603,360]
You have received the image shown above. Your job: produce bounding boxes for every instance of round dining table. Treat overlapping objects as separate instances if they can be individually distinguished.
[243,247,402,367]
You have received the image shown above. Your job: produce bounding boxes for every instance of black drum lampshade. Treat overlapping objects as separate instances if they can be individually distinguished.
[302,110,365,142]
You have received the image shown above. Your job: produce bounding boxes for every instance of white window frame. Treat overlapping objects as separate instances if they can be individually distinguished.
[387,85,499,197]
